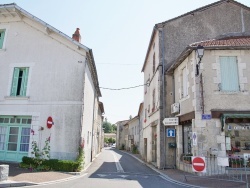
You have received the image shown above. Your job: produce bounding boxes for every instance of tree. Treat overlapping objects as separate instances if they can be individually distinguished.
[103,121,113,133]
[112,124,117,132]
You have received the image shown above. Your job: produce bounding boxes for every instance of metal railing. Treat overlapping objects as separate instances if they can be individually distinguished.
[177,155,250,187]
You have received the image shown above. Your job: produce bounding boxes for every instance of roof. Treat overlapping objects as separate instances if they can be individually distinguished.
[138,102,144,116]
[190,35,250,48]
[0,3,102,97]
[141,0,250,72]
[167,34,250,74]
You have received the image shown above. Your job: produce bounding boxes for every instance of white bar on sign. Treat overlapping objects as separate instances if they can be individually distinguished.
[193,163,204,166]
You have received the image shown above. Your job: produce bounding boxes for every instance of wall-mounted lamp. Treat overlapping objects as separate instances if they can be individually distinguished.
[195,45,204,76]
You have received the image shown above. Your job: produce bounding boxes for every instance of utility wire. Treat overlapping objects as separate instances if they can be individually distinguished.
[100,83,148,90]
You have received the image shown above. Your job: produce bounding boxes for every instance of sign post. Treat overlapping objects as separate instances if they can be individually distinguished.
[192,157,206,172]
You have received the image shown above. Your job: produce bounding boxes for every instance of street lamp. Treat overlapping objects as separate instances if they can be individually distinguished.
[195,45,204,76]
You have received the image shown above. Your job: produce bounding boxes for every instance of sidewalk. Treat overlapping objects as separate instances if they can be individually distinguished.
[0,151,249,188]
[125,151,248,188]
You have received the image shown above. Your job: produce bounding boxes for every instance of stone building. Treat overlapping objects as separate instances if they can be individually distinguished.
[167,34,250,169]
[142,0,250,168]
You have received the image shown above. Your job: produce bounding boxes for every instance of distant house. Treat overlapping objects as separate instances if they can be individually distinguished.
[116,120,128,149]
[0,3,103,167]
[127,116,139,152]
[167,34,250,170]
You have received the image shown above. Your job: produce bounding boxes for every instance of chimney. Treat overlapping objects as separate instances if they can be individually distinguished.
[72,28,81,43]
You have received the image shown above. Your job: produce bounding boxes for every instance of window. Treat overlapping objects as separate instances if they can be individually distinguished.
[0,29,5,49]
[219,56,239,92]
[20,128,31,152]
[10,67,29,96]
[183,124,192,154]
[181,66,188,98]
[153,53,155,73]
[152,89,155,112]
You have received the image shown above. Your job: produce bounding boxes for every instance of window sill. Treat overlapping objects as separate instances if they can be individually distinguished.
[4,96,30,100]
[214,91,248,95]
[0,48,6,51]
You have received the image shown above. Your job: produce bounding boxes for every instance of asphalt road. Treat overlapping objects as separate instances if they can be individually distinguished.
[26,148,188,188]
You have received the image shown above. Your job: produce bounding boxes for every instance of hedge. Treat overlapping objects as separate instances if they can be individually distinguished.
[21,156,81,172]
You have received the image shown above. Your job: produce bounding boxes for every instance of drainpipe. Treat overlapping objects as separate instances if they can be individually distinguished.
[80,57,87,150]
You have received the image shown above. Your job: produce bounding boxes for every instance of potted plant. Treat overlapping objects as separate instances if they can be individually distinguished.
[229,158,243,168]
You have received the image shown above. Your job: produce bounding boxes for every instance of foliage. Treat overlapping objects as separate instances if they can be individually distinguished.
[21,156,82,172]
[108,137,115,144]
[112,124,117,132]
[31,138,50,159]
[132,145,139,154]
[229,158,244,167]
[104,137,109,143]
[21,145,85,172]
[120,144,125,150]
[103,121,113,133]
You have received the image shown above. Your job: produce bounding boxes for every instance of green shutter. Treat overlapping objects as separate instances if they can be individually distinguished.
[220,56,239,91]
[0,30,5,49]
[11,68,20,96]
[20,68,29,96]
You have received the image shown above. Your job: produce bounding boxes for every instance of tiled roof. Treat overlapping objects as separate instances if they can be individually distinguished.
[190,36,250,47]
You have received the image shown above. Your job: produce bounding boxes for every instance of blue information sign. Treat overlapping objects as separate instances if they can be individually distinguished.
[166,129,175,137]
[202,114,211,120]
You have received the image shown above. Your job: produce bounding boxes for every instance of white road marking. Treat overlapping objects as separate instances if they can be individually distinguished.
[112,152,124,173]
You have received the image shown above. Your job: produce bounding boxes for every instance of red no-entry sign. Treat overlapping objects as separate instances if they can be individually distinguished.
[192,157,206,172]
[47,116,53,129]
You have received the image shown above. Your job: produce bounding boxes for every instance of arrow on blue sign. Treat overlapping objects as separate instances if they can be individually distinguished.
[166,129,175,137]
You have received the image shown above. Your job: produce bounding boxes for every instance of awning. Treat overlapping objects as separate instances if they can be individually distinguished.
[221,113,250,131]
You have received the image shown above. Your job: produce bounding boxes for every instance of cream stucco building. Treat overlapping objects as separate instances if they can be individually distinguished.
[0,3,103,167]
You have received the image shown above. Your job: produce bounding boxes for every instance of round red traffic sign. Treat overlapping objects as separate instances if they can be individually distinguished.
[192,157,206,172]
[47,116,53,129]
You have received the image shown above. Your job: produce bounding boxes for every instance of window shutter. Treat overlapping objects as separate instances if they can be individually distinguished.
[11,68,20,96]
[182,67,187,97]
[20,68,29,96]
[0,30,5,49]
[220,56,239,91]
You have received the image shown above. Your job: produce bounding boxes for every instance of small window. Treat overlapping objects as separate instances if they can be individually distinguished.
[152,89,155,112]
[153,53,155,73]
[10,67,29,96]
[181,66,188,98]
[0,29,6,49]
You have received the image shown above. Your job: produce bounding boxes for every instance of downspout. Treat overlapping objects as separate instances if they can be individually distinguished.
[162,26,166,170]
[172,74,176,167]
[80,57,87,150]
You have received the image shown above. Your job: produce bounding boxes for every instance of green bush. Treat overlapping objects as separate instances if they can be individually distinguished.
[132,145,139,154]
[21,156,81,172]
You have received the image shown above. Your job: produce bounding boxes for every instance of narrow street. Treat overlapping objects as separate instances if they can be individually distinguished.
[27,148,188,188]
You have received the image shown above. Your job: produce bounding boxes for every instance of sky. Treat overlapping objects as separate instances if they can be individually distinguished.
[2,0,250,124]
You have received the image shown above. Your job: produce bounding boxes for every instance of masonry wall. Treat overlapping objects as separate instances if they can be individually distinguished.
[163,2,250,67]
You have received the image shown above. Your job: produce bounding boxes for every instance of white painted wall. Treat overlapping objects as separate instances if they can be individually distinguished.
[143,30,160,163]
[0,14,99,164]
